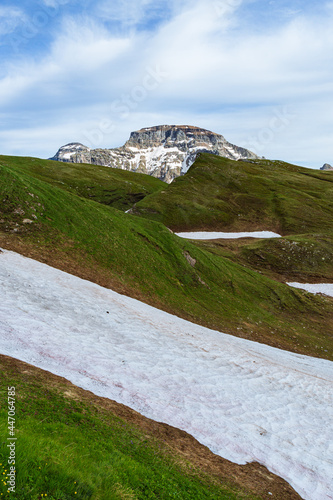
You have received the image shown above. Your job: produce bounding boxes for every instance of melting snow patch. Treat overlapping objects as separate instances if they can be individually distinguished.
[62,152,74,159]
[176,231,281,240]
[287,283,333,298]
[0,249,332,500]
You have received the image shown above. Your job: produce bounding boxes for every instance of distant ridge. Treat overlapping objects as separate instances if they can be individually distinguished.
[50,125,259,183]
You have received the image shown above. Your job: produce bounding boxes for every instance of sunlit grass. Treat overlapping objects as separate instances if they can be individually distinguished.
[0,366,253,500]
[0,155,332,360]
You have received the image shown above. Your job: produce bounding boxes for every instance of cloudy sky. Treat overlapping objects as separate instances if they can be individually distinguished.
[0,0,332,168]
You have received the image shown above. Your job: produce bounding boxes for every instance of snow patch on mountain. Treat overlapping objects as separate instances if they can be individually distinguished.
[50,125,259,183]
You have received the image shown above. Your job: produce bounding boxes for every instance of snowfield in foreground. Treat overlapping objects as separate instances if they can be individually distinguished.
[175,231,281,239]
[0,249,332,500]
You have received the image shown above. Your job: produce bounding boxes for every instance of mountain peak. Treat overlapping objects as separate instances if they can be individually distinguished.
[320,163,333,171]
[50,125,258,183]
[136,124,218,134]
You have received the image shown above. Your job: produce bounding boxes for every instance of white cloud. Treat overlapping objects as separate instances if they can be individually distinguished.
[96,0,156,26]
[0,6,27,36]
[0,17,133,108]
[146,4,333,105]
[40,0,70,8]
[0,0,332,168]
[95,0,190,30]
[51,17,132,72]
[0,116,98,158]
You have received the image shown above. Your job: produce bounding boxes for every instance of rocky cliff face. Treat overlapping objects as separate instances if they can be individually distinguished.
[50,125,259,183]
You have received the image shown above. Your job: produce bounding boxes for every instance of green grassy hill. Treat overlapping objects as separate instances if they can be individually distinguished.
[132,154,333,234]
[194,232,333,286]
[0,155,332,359]
[131,153,333,283]
[0,155,164,211]
[0,153,331,499]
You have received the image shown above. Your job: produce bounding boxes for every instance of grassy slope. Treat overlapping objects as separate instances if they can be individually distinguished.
[132,155,333,234]
[9,154,333,282]
[1,356,263,500]
[194,233,333,284]
[0,156,332,359]
[0,157,332,359]
[132,153,333,281]
[0,155,164,211]
[0,155,330,499]
[240,233,333,281]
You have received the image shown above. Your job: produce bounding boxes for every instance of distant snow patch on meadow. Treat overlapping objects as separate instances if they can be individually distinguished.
[176,231,281,239]
[287,282,333,298]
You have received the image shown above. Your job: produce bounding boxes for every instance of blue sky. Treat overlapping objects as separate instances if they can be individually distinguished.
[0,0,332,168]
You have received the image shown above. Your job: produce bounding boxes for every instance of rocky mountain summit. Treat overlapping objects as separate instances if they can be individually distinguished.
[320,163,333,171]
[50,125,259,183]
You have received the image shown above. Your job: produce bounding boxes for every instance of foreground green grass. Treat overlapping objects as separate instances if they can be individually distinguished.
[0,156,332,360]
[0,359,254,500]
[132,155,333,234]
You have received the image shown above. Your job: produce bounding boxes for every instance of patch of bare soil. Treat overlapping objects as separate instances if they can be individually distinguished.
[0,355,301,500]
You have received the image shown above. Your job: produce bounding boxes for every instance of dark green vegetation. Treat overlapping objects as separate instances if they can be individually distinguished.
[132,155,333,234]
[0,154,332,360]
[0,155,164,211]
[195,232,333,284]
[1,356,261,500]
[133,153,333,282]
[241,234,333,281]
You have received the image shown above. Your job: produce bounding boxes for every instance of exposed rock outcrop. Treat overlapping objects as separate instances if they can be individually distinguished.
[320,163,333,171]
[50,125,259,183]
